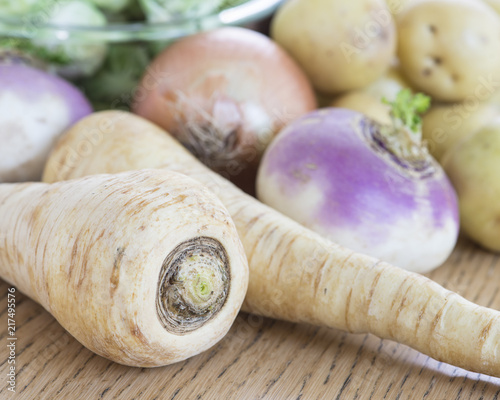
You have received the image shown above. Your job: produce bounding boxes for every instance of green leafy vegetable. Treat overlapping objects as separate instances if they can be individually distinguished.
[0,37,70,65]
[88,0,132,13]
[29,0,108,78]
[77,43,151,110]
[139,0,229,22]
[383,89,431,133]
[0,0,38,16]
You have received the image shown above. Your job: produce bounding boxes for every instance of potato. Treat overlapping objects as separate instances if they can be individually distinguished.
[442,118,500,251]
[423,102,499,161]
[384,0,417,15]
[363,65,412,100]
[331,91,392,124]
[272,0,396,94]
[482,0,500,14]
[330,66,411,124]
[397,0,500,102]
[488,87,500,107]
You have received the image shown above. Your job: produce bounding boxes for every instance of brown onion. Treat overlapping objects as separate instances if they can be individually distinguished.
[132,27,317,176]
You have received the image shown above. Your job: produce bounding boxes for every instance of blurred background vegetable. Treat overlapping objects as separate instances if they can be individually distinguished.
[442,118,500,252]
[132,27,316,184]
[32,0,108,78]
[139,0,229,22]
[396,0,500,102]
[88,0,133,13]
[422,102,499,161]
[0,0,38,16]
[271,0,396,95]
[0,0,281,109]
[0,63,92,182]
[77,43,151,109]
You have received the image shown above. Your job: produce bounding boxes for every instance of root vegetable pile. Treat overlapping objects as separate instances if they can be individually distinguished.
[43,111,500,377]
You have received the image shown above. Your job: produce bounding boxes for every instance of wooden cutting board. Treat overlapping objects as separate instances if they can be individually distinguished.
[1,236,499,399]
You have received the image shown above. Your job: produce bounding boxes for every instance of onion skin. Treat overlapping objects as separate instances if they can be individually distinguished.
[132,27,317,174]
[0,64,92,183]
[257,108,459,273]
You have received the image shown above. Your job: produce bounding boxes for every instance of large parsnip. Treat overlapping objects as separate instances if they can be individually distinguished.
[0,170,248,367]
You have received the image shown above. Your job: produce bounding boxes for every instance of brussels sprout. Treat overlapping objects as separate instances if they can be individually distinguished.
[78,43,151,109]
[139,0,227,22]
[0,0,38,16]
[33,0,108,78]
[88,0,132,13]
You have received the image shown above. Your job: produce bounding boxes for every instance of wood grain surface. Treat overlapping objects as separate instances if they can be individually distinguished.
[1,236,500,400]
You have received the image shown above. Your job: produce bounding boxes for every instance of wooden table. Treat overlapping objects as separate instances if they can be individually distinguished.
[1,237,500,399]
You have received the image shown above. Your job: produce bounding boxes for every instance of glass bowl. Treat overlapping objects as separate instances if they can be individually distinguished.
[0,0,283,109]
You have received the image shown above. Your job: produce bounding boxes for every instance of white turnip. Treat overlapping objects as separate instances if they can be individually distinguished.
[0,63,92,182]
[258,91,459,272]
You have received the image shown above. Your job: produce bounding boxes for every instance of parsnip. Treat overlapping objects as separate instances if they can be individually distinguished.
[0,169,248,367]
[43,111,500,377]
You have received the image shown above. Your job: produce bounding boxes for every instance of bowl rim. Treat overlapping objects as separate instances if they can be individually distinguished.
[0,0,282,42]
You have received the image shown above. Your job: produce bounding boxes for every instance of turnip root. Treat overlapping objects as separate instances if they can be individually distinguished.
[257,93,459,273]
[0,63,92,183]
[0,169,248,367]
[44,111,500,377]
[442,118,500,252]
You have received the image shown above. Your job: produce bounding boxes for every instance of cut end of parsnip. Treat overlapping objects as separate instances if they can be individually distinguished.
[157,236,230,335]
[0,169,249,367]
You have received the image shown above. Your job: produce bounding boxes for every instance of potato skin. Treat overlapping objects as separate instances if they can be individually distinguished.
[443,119,500,251]
[422,102,499,161]
[272,0,396,94]
[331,91,392,124]
[397,0,500,102]
[330,66,411,124]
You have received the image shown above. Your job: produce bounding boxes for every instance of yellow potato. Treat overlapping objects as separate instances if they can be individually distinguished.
[363,65,412,100]
[488,87,500,107]
[397,0,500,102]
[423,102,499,161]
[384,0,418,15]
[331,91,392,124]
[272,0,396,94]
[330,66,411,124]
[442,118,500,251]
[483,0,500,14]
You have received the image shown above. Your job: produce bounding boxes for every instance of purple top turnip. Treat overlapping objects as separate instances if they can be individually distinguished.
[257,90,459,273]
[0,63,92,183]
